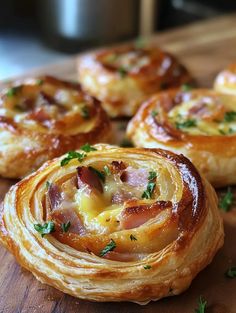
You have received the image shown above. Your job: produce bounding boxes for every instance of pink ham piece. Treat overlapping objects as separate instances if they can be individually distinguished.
[120,167,149,187]
[120,200,172,229]
[48,183,62,210]
[51,207,86,235]
[77,166,103,193]
[111,190,135,204]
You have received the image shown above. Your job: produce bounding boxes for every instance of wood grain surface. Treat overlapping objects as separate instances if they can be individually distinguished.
[1,13,236,313]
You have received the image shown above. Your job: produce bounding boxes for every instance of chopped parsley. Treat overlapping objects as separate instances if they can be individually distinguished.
[181,84,193,92]
[219,129,226,135]
[143,265,151,270]
[61,221,71,233]
[46,181,50,189]
[120,138,134,147]
[99,239,116,257]
[225,266,236,278]
[36,79,44,86]
[105,53,118,63]
[142,182,156,199]
[34,221,55,237]
[103,165,111,175]
[130,234,137,241]
[142,170,157,199]
[89,166,105,182]
[80,143,97,152]
[6,86,20,97]
[118,66,128,78]
[195,296,207,313]
[80,105,90,119]
[148,171,157,181]
[176,119,197,129]
[61,151,86,166]
[224,111,236,122]
[219,187,233,212]
[151,110,158,117]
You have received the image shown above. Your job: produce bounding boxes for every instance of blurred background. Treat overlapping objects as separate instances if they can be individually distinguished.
[0,0,236,81]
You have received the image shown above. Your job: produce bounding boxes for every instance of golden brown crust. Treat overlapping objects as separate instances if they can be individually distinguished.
[0,76,111,178]
[127,88,236,187]
[0,144,224,303]
[77,43,192,117]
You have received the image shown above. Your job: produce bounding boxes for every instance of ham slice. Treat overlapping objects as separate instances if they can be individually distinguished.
[120,200,172,229]
[120,167,149,187]
[77,166,103,193]
[51,207,86,235]
[48,183,62,210]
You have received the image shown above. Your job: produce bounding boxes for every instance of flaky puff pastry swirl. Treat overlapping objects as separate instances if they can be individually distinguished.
[127,88,236,187]
[0,144,223,304]
[77,43,191,117]
[0,76,110,178]
[214,63,236,95]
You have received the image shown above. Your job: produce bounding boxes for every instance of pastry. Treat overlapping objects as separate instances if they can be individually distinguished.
[127,88,236,187]
[0,76,110,178]
[214,63,236,95]
[77,42,191,117]
[0,144,224,303]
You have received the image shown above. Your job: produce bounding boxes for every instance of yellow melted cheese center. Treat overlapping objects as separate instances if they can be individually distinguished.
[168,94,236,135]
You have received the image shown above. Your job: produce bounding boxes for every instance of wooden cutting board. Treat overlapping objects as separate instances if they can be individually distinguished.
[1,14,236,313]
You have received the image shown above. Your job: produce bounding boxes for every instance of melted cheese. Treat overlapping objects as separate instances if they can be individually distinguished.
[168,94,236,135]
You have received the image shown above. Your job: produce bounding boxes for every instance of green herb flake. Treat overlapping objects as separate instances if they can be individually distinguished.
[151,110,158,117]
[61,151,87,166]
[99,239,116,257]
[219,187,233,212]
[89,166,105,183]
[103,165,111,175]
[224,111,236,122]
[46,181,50,189]
[130,234,137,241]
[6,86,20,97]
[34,221,55,237]
[80,143,97,152]
[219,129,226,135]
[195,296,207,313]
[80,105,90,119]
[148,171,157,181]
[105,53,118,63]
[142,182,156,199]
[120,138,134,147]
[118,67,128,78]
[61,221,71,233]
[181,84,193,92]
[225,266,236,278]
[36,79,44,86]
[176,119,197,129]
[143,265,151,270]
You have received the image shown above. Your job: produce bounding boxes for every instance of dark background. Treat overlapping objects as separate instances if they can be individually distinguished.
[1,0,236,80]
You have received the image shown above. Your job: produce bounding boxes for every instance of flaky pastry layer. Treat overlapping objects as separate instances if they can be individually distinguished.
[0,145,223,303]
[127,88,236,187]
[77,43,191,117]
[0,76,110,178]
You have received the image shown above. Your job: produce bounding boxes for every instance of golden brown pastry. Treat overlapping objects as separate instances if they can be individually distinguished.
[0,144,223,303]
[0,76,110,178]
[77,42,191,117]
[127,88,236,187]
[214,63,236,95]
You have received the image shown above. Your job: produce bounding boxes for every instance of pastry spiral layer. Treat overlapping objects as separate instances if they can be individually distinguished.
[77,42,191,117]
[0,144,223,303]
[0,76,110,178]
[127,88,236,187]
[214,63,236,95]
